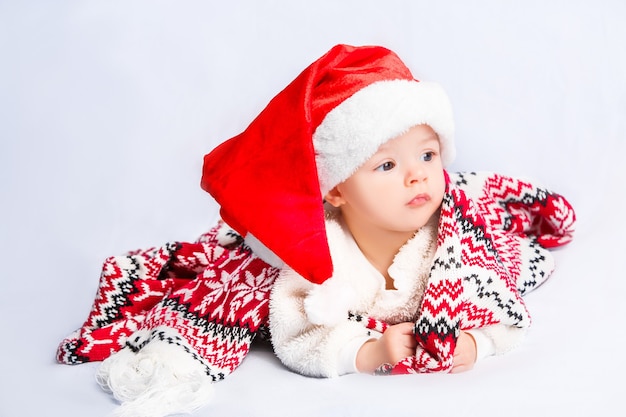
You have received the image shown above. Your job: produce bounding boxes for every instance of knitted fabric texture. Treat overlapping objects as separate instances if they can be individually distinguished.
[57,171,575,415]
[56,226,277,374]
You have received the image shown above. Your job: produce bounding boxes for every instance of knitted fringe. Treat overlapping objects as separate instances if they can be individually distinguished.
[96,333,214,417]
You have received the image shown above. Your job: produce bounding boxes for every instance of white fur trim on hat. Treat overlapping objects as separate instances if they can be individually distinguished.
[313,79,455,196]
[245,232,285,268]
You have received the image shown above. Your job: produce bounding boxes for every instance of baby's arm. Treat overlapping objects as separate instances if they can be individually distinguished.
[269,268,375,378]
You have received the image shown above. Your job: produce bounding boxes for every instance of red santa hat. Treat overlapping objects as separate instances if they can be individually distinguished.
[201,44,455,284]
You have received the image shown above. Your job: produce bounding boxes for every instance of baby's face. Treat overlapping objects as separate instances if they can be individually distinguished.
[330,124,445,235]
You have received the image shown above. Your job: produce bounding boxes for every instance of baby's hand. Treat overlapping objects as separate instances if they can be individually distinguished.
[355,322,417,373]
[451,331,477,373]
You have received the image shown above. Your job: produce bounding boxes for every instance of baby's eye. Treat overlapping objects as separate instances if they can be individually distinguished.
[421,152,435,162]
[375,161,395,172]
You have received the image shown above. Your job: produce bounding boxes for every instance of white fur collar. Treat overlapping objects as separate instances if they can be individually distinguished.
[304,208,438,326]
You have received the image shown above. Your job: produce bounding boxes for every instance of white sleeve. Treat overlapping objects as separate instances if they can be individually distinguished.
[337,333,382,375]
[465,328,495,360]
[269,267,374,378]
[466,324,528,361]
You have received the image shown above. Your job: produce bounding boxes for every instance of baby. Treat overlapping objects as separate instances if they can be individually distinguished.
[201,44,574,377]
[59,44,575,416]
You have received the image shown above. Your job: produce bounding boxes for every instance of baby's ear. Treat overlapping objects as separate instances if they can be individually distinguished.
[323,186,345,208]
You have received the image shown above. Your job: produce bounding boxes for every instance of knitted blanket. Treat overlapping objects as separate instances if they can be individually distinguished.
[56,171,575,416]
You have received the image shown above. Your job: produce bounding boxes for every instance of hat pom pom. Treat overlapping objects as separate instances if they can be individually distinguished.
[96,331,214,417]
[304,278,357,326]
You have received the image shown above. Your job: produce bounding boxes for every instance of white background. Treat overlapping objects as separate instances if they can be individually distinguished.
[1,1,625,416]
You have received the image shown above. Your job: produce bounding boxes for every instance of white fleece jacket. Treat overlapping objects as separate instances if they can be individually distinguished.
[269,209,522,378]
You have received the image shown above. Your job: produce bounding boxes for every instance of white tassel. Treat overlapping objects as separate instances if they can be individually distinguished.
[96,337,214,417]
